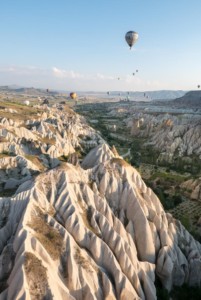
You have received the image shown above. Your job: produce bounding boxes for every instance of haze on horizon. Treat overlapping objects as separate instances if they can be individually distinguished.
[1,0,201,92]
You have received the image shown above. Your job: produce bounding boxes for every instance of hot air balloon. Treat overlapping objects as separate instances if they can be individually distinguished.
[125,31,139,49]
[136,70,138,73]
[107,91,110,95]
[118,77,120,80]
[133,73,135,76]
[46,89,49,93]
[70,92,77,100]
[198,85,200,89]
[24,100,30,106]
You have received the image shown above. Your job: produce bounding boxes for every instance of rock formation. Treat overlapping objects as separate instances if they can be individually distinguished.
[126,112,201,163]
[0,105,104,192]
[0,104,201,299]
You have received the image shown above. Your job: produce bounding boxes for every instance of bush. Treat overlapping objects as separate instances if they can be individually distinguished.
[170,284,201,300]
[24,252,52,300]
[28,206,63,260]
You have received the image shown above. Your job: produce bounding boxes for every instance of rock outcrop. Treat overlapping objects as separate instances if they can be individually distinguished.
[126,112,201,162]
[0,143,201,300]
[0,105,104,192]
[181,178,201,202]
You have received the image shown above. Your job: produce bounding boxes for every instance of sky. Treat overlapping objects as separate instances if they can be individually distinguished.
[0,0,201,92]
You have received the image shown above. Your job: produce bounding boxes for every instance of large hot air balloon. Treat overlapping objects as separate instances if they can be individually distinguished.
[125,31,139,49]
[70,92,77,100]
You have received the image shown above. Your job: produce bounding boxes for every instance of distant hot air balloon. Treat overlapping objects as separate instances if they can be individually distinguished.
[144,93,146,97]
[46,89,49,93]
[107,91,110,95]
[24,100,30,106]
[127,92,130,95]
[136,70,138,73]
[70,92,77,100]
[118,77,120,80]
[198,85,200,89]
[133,73,135,76]
[125,31,139,49]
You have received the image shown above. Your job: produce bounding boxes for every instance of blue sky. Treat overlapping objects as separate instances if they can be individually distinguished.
[0,0,201,91]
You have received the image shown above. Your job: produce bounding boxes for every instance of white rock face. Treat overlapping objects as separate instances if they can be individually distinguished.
[0,144,201,300]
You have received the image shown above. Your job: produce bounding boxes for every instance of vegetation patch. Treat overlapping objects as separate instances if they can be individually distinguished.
[39,136,56,145]
[111,157,130,167]
[150,172,187,184]
[0,188,17,198]
[0,201,10,228]
[0,152,11,159]
[82,206,97,234]
[58,155,69,162]
[169,200,201,242]
[170,283,201,300]
[78,199,99,235]
[74,247,92,273]
[47,124,57,134]
[28,206,63,260]
[25,154,46,171]
[0,280,8,294]
[0,136,8,143]
[24,252,52,300]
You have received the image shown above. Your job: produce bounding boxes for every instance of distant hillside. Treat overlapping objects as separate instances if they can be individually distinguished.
[0,86,187,101]
[85,90,186,101]
[172,90,201,107]
[150,90,186,100]
[0,85,59,96]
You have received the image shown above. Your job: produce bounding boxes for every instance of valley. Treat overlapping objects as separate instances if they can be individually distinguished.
[0,88,201,299]
[76,92,201,242]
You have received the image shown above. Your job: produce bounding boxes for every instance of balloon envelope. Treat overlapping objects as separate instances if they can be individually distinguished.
[70,92,77,100]
[125,31,138,49]
[24,100,30,106]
